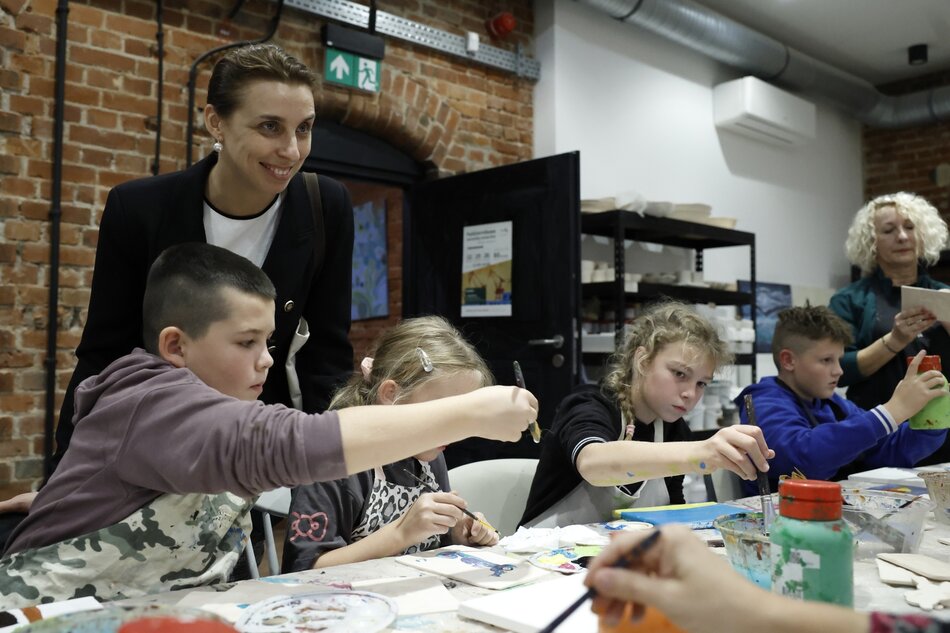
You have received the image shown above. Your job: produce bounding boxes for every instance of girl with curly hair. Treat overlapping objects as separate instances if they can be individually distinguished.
[519,301,773,528]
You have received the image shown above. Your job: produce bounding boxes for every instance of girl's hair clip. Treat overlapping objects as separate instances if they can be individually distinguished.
[416,347,434,373]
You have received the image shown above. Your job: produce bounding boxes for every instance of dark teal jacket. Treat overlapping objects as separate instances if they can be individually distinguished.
[829,268,949,387]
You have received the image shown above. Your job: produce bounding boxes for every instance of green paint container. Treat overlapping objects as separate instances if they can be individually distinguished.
[770,479,853,607]
[907,356,950,430]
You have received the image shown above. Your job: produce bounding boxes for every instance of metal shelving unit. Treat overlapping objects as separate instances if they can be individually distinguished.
[581,210,757,379]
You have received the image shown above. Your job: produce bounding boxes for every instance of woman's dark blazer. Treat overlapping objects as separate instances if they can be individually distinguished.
[54,154,354,469]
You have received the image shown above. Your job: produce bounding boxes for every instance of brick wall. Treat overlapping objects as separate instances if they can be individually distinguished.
[0,0,535,496]
[863,71,950,214]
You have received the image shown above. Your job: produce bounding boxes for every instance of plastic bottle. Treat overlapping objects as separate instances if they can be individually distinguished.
[769,479,853,606]
[907,355,950,429]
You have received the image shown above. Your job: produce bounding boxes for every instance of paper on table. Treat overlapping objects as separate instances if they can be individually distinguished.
[396,545,550,590]
[901,286,950,322]
[847,467,925,487]
[458,573,597,633]
[351,575,458,616]
[500,525,608,553]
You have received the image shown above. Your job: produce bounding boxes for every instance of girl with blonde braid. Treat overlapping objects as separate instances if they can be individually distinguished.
[520,301,774,528]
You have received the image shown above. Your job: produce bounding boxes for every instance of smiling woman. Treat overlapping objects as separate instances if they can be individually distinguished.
[0,44,356,556]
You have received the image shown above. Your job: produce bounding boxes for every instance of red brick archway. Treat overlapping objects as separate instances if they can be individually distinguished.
[316,77,463,175]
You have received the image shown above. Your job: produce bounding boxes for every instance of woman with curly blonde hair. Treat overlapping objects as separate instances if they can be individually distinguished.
[519,301,773,528]
[830,193,950,450]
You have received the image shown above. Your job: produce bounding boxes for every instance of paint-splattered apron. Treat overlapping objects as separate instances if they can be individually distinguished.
[0,491,253,609]
[526,418,670,528]
[350,461,441,554]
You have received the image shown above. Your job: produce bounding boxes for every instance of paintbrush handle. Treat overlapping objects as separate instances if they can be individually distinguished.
[402,468,498,533]
[513,361,542,443]
[538,530,662,633]
[537,589,594,633]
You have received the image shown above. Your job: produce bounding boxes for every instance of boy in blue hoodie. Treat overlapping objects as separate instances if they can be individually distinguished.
[736,305,947,493]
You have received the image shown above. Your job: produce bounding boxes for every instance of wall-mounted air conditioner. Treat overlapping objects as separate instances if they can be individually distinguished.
[713,76,816,146]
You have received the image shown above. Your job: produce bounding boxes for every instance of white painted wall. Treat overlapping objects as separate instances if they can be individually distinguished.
[533,0,864,291]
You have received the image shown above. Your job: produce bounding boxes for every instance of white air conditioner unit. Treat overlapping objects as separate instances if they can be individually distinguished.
[713,76,816,146]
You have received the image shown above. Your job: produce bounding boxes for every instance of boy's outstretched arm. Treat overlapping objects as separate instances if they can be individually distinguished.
[338,385,537,474]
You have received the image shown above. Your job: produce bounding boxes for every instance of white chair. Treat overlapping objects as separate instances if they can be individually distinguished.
[447,458,539,537]
[245,486,292,578]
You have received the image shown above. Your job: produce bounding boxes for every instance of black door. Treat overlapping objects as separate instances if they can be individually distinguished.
[405,152,581,467]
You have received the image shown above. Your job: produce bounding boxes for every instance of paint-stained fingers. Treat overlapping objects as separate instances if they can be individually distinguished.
[729,426,773,471]
[905,349,927,378]
[724,452,758,481]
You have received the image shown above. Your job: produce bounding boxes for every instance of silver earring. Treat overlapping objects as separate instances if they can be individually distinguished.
[212,140,223,152]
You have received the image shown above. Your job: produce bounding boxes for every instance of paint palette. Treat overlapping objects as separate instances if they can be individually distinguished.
[601,520,654,532]
[21,605,231,633]
[528,545,604,574]
[236,591,396,633]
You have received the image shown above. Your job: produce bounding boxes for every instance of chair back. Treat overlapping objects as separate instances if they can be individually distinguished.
[447,458,539,537]
[250,486,292,578]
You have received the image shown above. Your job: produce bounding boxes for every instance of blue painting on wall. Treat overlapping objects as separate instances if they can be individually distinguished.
[738,281,792,353]
[352,199,389,320]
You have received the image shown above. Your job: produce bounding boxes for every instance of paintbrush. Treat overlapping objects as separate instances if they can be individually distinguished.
[537,529,662,633]
[513,360,541,443]
[743,394,775,531]
[401,468,499,534]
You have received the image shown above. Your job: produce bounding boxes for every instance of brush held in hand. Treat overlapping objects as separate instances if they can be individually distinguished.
[744,394,776,530]
[537,530,662,633]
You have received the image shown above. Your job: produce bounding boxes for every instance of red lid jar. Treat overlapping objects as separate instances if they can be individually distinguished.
[907,355,942,372]
[777,479,842,521]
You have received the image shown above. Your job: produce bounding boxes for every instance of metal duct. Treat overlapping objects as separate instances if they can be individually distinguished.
[576,0,950,128]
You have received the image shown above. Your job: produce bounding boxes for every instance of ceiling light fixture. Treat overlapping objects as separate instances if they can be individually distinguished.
[909,43,928,66]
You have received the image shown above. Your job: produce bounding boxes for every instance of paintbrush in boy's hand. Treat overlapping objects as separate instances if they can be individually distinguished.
[538,529,662,633]
[401,468,499,534]
[513,360,541,443]
[744,394,775,531]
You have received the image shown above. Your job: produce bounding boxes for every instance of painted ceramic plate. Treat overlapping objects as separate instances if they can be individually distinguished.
[236,591,397,633]
[528,545,604,574]
[24,605,229,633]
[601,520,654,532]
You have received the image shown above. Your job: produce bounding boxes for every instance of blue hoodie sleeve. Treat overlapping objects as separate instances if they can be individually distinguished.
[739,381,947,492]
[738,381,892,486]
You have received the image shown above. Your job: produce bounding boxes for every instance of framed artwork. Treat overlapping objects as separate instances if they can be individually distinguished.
[351,198,389,320]
[738,281,793,353]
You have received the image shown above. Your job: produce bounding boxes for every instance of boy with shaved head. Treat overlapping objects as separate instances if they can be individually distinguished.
[736,305,946,492]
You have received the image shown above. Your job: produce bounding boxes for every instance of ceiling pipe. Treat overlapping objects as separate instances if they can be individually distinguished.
[576,0,950,128]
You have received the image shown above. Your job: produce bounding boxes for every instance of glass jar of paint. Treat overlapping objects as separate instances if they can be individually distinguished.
[770,479,853,606]
[906,355,950,429]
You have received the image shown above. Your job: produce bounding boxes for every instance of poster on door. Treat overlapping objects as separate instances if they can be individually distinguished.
[461,221,512,317]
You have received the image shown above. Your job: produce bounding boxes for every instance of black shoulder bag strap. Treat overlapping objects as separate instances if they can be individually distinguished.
[302,171,326,276]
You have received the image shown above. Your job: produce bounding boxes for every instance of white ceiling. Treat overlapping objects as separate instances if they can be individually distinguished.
[692,0,950,86]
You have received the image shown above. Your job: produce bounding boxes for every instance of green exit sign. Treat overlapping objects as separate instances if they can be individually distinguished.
[324,47,380,93]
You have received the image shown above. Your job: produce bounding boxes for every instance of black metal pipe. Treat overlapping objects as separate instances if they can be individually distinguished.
[369,0,377,33]
[152,0,164,176]
[185,0,286,166]
[45,0,69,481]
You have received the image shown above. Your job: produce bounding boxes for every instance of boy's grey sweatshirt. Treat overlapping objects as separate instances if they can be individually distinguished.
[4,349,344,555]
